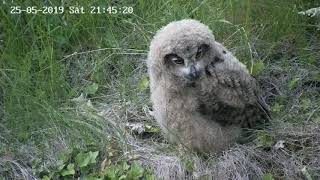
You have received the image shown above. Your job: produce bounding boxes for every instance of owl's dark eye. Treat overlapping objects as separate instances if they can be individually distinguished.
[172,56,184,65]
[164,54,184,65]
[196,44,209,59]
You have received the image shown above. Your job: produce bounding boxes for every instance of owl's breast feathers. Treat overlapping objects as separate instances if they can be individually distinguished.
[199,63,270,129]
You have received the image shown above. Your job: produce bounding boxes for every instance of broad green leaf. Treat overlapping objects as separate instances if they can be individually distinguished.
[272,103,283,113]
[105,166,118,179]
[83,175,103,180]
[86,83,99,95]
[88,151,99,164]
[146,174,156,180]
[122,162,130,171]
[75,151,99,168]
[138,76,149,91]
[57,160,65,171]
[256,132,275,148]
[262,173,274,180]
[145,125,161,133]
[127,162,144,180]
[119,175,127,180]
[60,163,75,176]
[41,176,50,180]
[251,61,265,76]
[76,152,91,168]
[289,78,300,90]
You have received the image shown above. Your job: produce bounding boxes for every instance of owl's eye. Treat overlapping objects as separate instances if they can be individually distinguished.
[196,44,209,59]
[172,56,184,65]
[164,54,184,65]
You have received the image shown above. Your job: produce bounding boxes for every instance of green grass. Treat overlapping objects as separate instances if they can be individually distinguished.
[1,0,320,179]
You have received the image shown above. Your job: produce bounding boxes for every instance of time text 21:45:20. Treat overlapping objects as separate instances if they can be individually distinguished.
[10,6,133,14]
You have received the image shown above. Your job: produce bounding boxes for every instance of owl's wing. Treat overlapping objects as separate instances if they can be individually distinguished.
[202,63,270,128]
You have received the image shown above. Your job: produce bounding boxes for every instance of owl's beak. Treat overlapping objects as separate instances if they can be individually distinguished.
[186,65,200,81]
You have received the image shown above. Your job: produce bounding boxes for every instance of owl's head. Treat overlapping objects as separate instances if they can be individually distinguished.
[148,19,219,83]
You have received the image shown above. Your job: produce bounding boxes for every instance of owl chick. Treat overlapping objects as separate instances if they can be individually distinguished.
[147,19,269,153]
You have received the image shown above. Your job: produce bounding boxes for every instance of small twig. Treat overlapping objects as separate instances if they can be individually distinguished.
[38,47,147,73]
[61,47,148,61]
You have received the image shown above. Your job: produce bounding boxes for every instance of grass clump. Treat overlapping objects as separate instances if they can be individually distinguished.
[1,0,320,179]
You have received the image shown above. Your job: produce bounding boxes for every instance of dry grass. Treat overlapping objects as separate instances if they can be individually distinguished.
[95,96,320,180]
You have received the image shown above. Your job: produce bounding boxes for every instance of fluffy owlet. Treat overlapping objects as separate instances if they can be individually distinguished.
[147,19,269,153]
